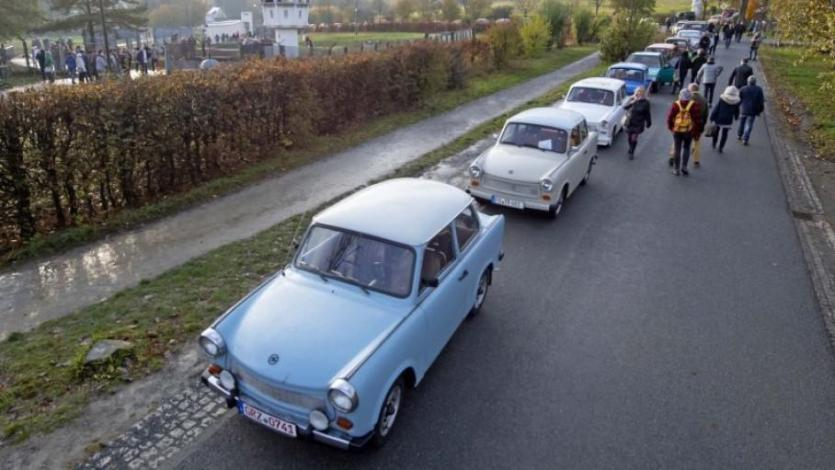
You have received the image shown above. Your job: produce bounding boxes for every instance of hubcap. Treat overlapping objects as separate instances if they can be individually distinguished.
[475,274,488,309]
[379,385,401,437]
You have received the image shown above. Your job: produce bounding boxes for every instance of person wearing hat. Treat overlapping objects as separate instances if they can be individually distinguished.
[666,89,703,176]
[695,56,724,106]
[709,86,741,153]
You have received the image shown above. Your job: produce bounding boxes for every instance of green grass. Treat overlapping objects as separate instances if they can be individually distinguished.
[0,63,41,91]
[1,45,595,267]
[0,59,608,446]
[308,32,425,47]
[760,46,835,162]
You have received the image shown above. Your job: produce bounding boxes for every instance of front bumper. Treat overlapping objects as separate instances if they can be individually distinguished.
[467,186,553,212]
[201,369,372,450]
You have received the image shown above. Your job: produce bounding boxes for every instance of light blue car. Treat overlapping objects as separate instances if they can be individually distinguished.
[606,62,652,95]
[199,178,505,449]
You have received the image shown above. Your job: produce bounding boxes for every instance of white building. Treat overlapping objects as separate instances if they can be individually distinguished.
[204,8,254,41]
[262,0,310,57]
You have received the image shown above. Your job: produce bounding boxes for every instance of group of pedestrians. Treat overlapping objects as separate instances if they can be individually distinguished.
[621,37,766,177]
[50,44,158,85]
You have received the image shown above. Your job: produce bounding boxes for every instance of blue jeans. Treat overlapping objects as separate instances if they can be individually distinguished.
[738,114,756,142]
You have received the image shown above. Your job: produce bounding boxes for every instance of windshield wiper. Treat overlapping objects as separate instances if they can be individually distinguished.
[328,269,370,295]
[297,260,329,283]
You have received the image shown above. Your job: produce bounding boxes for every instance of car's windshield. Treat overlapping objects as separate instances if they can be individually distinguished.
[627,54,660,67]
[295,225,415,297]
[567,87,614,106]
[607,68,645,83]
[678,31,700,38]
[500,122,568,153]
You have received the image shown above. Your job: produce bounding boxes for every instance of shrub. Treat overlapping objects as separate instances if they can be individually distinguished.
[0,42,491,250]
[540,0,571,48]
[573,8,596,44]
[488,5,514,20]
[520,15,552,57]
[599,15,657,62]
[485,22,522,68]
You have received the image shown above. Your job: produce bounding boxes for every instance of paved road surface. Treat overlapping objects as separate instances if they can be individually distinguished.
[169,43,835,468]
[0,53,599,339]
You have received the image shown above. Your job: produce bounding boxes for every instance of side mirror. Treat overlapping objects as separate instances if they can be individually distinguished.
[421,277,439,288]
[292,237,300,249]
[491,133,498,140]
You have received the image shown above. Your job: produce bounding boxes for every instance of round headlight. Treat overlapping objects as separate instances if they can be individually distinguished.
[469,165,482,178]
[328,379,358,413]
[309,409,329,431]
[540,178,554,192]
[199,328,226,357]
[219,370,236,390]
[600,120,608,128]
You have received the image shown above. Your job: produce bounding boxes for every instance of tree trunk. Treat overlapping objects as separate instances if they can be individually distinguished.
[18,36,30,70]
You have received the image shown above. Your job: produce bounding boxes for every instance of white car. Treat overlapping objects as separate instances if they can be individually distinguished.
[557,77,627,147]
[676,29,703,51]
[467,108,598,219]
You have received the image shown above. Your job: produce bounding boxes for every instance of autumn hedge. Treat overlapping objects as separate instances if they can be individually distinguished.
[0,41,493,252]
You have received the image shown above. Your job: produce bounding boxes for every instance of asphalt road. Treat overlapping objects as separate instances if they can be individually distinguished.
[170,43,835,469]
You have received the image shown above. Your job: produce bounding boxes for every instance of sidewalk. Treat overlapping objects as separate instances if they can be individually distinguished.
[0,52,600,339]
[2,57,164,95]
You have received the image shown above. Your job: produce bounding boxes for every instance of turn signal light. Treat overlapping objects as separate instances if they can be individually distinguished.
[208,364,222,375]
[541,194,552,201]
[336,417,354,430]
[470,180,480,187]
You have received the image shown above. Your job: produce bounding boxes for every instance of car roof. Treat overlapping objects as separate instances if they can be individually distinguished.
[507,107,584,129]
[313,178,472,246]
[629,51,662,57]
[610,62,649,71]
[647,43,675,49]
[569,77,625,91]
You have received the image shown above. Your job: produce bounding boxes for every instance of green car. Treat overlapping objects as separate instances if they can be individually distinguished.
[625,52,675,92]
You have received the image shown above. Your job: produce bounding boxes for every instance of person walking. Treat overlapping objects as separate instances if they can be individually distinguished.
[64,50,77,84]
[723,23,733,48]
[75,47,87,83]
[43,49,55,83]
[738,75,765,145]
[673,50,691,94]
[709,31,719,55]
[35,47,46,81]
[623,86,652,160]
[749,32,762,61]
[728,58,754,89]
[709,86,741,153]
[690,49,707,84]
[734,22,745,42]
[687,83,708,167]
[95,50,107,78]
[699,34,711,53]
[696,56,723,105]
[667,89,702,176]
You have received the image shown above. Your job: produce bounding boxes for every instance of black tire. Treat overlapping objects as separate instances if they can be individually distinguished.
[580,161,593,186]
[469,268,491,317]
[547,187,567,219]
[369,377,405,448]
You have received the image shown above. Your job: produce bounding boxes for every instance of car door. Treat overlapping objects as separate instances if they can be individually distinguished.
[613,87,626,130]
[567,123,590,193]
[418,225,466,359]
[451,205,482,315]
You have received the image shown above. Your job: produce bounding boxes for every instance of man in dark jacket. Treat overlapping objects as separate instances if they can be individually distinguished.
[698,34,711,52]
[737,76,765,145]
[673,51,691,94]
[35,47,46,80]
[728,58,753,89]
[690,49,707,84]
[734,22,745,42]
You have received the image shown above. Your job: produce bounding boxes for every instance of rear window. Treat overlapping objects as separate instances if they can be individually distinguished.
[567,87,614,106]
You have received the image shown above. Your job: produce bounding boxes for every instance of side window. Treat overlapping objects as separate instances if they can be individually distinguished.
[580,121,588,141]
[570,126,582,148]
[421,226,456,286]
[454,206,480,252]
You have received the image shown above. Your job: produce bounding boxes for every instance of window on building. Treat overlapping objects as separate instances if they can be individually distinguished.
[284,9,288,18]
[269,9,273,18]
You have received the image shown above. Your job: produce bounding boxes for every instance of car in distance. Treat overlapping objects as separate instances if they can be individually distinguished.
[665,37,691,55]
[558,77,627,147]
[606,62,651,95]
[646,42,678,63]
[676,29,704,51]
[199,178,505,449]
[625,51,675,92]
[467,108,597,219]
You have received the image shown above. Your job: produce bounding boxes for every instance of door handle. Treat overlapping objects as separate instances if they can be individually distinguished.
[458,270,469,281]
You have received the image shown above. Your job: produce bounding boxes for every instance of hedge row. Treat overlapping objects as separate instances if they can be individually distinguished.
[0,41,493,250]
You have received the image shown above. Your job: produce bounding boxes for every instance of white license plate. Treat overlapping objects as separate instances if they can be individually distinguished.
[491,196,524,209]
[240,401,298,438]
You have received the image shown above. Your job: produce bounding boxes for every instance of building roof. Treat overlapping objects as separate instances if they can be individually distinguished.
[507,107,584,130]
[313,178,472,246]
[569,77,626,92]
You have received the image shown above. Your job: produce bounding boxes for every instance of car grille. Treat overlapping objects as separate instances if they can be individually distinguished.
[483,175,540,197]
[229,360,326,411]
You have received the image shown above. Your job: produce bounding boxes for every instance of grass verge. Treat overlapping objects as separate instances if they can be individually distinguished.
[760,46,835,162]
[0,63,42,91]
[308,32,425,47]
[1,45,596,268]
[0,61,608,446]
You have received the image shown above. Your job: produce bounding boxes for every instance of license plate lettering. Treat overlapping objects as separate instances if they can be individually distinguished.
[491,196,524,209]
[240,402,298,438]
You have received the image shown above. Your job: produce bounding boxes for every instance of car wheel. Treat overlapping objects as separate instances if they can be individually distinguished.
[580,161,593,186]
[370,377,404,448]
[469,268,491,317]
[548,187,567,219]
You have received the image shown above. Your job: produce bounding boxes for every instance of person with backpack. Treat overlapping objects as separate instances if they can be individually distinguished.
[623,86,652,160]
[709,86,741,153]
[696,56,724,105]
[749,32,762,61]
[728,58,753,89]
[738,75,765,145]
[666,89,702,176]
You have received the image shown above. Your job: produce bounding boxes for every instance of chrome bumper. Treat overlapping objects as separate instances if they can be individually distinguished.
[467,186,553,212]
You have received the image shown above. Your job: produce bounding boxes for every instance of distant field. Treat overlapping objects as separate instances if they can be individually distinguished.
[308,32,425,47]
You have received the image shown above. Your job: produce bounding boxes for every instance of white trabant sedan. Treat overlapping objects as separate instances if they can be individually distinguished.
[467,108,598,219]
[557,77,627,147]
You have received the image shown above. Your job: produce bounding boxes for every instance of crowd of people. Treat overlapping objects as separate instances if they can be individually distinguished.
[31,42,163,84]
[622,18,767,177]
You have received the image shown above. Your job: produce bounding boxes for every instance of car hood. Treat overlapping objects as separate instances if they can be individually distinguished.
[483,144,567,182]
[559,101,612,124]
[216,270,409,389]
